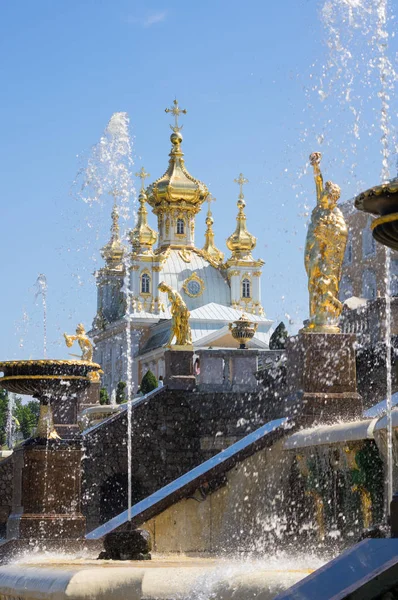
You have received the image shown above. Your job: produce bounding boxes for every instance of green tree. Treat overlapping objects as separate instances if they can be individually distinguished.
[100,387,109,406]
[14,398,40,440]
[269,321,289,350]
[0,388,8,447]
[116,381,127,404]
[140,370,158,395]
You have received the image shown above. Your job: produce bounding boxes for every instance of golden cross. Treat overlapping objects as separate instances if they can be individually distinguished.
[165,99,187,132]
[206,194,216,214]
[135,166,150,191]
[234,173,249,199]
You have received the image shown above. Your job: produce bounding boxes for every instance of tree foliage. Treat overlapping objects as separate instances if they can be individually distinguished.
[140,370,158,395]
[100,387,109,406]
[0,389,40,446]
[116,381,127,404]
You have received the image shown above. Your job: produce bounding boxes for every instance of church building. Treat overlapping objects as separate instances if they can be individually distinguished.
[91,101,272,394]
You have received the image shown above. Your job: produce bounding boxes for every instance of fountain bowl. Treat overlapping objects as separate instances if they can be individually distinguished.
[354,178,398,250]
[0,359,101,398]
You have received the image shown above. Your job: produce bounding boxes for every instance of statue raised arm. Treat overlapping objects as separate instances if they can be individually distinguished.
[303,153,348,333]
[158,281,192,347]
[64,323,94,362]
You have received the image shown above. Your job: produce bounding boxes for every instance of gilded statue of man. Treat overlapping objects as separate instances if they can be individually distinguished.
[158,281,192,346]
[303,152,348,333]
[64,323,94,362]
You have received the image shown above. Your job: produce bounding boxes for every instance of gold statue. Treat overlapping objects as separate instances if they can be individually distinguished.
[303,152,348,333]
[64,323,94,362]
[158,281,192,347]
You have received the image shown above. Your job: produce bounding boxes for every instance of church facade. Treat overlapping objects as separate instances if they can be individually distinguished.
[91,102,272,395]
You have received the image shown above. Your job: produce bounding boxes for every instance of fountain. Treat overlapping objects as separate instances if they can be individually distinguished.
[0,329,101,562]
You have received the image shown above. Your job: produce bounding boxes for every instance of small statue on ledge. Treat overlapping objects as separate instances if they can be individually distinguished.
[303,152,348,333]
[64,323,94,362]
[158,281,192,347]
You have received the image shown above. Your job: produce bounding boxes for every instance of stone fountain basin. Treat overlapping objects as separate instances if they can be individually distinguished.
[0,360,101,397]
[0,557,316,600]
[354,178,398,216]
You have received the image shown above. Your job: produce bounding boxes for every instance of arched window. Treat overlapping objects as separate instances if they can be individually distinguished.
[176,218,185,235]
[242,278,251,299]
[141,272,150,294]
[339,275,353,302]
[362,219,376,258]
[362,269,377,300]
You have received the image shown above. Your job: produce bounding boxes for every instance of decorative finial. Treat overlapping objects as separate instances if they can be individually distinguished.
[206,194,216,215]
[111,201,120,239]
[234,173,249,200]
[135,166,150,192]
[165,99,187,132]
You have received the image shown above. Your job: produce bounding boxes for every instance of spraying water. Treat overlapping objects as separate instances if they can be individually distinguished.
[76,111,137,519]
[6,394,15,449]
[34,274,47,358]
[319,0,396,517]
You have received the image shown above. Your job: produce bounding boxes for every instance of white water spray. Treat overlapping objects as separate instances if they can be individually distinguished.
[35,274,47,358]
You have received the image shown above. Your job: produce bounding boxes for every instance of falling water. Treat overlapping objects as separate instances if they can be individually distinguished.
[375,0,394,516]
[6,394,15,449]
[320,0,396,517]
[110,389,117,406]
[76,111,136,519]
[35,274,47,358]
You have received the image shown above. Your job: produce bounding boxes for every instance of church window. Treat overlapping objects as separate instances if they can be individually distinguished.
[362,219,376,258]
[141,272,150,294]
[362,269,377,300]
[176,218,185,235]
[242,278,251,299]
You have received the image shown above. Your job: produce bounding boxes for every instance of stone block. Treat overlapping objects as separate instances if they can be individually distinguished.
[164,349,196,391]
[286,332,362,424]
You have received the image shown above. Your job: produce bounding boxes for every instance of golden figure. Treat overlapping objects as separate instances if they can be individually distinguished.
[158,281,192,347]
[303,152,348,333]
[64,323,94,362]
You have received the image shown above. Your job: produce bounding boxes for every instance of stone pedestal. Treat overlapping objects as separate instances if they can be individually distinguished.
[52,382,100,439]
[164,349,196,391]
[286,332,362,425]
[7,442,86,541]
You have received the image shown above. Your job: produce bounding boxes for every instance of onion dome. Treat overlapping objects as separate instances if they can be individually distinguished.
[101,202,124,268]
[146,100,208,214]
[226,173,257,261]
[130,190,158,253]
[202,196,224,263]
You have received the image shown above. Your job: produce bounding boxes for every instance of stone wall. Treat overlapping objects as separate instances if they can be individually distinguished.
[82,385,278,531]
[0,456,13,537]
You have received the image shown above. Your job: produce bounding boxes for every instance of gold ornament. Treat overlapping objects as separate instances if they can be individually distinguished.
[101,200,124,269]
[202,195,224,263]
[302,152,348,334]
[226,174,257,263]
[182,272,205,298]
[158,281,192,347]
[229,314,258,349]
[64,323,94,362]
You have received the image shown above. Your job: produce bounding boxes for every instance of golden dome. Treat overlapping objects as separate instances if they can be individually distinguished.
[101,202,125,268]
[130,190,158,252]
[226,174,257,261]
[146,101,208,215]
[202,196,224,263]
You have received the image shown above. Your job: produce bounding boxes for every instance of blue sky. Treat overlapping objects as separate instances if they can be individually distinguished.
[0,0,396,360]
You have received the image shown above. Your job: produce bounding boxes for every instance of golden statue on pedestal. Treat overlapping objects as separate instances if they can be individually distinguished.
[158,282,192,347]
[64,323,94,362]
[303,152,348,333]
